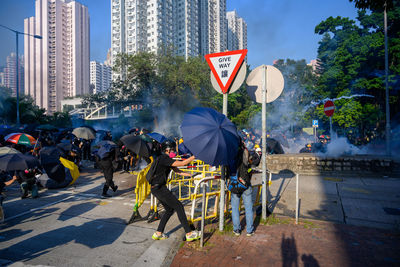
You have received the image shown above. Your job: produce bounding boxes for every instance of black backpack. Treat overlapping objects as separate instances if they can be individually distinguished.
[226,147,252,195]
[145,156,161,185]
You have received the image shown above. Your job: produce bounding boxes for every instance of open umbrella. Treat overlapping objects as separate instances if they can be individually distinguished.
[265,138,285,154]
[97,143,117,160]
[56,142,73,153]
[4,133,36,146]
[0,146,22,156]
[147,132,167,143]
[72,127,96,140]
[120,134,150,158]
[79,125,96,133]
[39,146,65,165]
[0,153,40,171]
[95,140,117,147]
[181,107,240,166]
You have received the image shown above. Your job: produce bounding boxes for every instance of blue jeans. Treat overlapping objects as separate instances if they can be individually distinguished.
[231,185,254,233]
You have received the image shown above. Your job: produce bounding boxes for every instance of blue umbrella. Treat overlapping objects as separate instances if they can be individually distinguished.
[147,132,167,143]
[180,107,240,166]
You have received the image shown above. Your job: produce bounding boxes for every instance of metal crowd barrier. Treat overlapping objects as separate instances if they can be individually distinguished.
[128,158,266,228]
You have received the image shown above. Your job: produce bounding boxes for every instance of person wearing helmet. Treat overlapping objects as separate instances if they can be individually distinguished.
[149,140,200,242]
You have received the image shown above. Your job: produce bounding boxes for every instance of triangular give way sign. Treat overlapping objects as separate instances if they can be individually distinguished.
[205,49,247,94]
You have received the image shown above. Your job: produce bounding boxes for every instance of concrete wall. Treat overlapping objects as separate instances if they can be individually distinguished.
[266,154,399,176]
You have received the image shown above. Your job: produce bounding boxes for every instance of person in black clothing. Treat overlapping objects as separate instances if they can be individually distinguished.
[97,146,118,198]
[148,140,200,241]
[103,131,112,141]
[14,168,41,199]
[0,171,18,222]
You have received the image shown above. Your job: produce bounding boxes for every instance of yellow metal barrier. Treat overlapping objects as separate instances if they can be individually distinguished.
[130,156,153,212]
[127,156,267,226]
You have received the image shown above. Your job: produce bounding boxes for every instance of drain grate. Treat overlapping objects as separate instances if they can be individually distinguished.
[383,207,400,216]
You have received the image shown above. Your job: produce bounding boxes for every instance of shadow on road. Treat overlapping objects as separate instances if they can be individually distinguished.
[1,217,127,262]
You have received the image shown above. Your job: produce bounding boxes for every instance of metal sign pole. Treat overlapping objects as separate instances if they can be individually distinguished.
[200,182,206,247]
[296,173,299,224]
[329,117,333,140]
[261,65,267,220]
[219,93,228,231]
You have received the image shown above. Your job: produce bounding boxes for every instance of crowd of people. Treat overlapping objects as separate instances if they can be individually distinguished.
[0,124,265,240]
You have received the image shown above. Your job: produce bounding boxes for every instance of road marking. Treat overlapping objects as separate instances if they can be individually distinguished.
[3,196,75,223]
[342,187,370,194]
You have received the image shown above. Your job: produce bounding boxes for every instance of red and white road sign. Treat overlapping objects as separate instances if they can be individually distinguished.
[324,100,335,117]
[205,49,247,94]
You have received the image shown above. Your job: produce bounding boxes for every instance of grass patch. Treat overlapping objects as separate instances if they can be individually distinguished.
[259,214,291,226]
[301,220,319,229]
[214,223,234,235]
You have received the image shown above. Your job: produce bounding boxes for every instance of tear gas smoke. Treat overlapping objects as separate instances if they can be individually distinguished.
[302,94,375,113]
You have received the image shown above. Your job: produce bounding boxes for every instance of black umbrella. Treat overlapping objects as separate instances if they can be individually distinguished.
[72,127,96,140]
[44,163,66,183]
[95,140,117,147]
[265,138,285,154]
[97,143,117,160]
[0,153,40,171]
[39,146,64,165]
[57,142,74,153]
[120,134,150,158]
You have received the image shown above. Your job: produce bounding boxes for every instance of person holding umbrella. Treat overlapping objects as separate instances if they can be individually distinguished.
[149,140,200,242]
[96,143,119,198]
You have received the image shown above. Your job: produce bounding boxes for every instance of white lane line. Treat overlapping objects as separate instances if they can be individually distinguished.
[3,195,75,223]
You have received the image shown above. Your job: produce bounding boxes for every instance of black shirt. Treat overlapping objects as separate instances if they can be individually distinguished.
[151,154,175,186]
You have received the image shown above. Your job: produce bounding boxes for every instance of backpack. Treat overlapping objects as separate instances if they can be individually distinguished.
[145,156,161,185]
[226,146,252,195]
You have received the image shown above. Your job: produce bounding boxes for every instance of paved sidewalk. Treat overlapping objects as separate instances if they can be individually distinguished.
[171,216,400,267]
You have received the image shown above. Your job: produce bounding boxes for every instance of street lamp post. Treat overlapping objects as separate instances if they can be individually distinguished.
[384,2,391,156]
[0,24,42,126]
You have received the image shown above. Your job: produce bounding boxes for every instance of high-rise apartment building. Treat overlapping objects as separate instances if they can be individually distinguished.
[24,0,90,113]
[227,10,247,51]
[90,61,112,94]
[111,0,174,67]
[0,70,5,87]
[3,53,24,96]
[173,0,199,58]
[199,0,227,55]
[111,0,229,69]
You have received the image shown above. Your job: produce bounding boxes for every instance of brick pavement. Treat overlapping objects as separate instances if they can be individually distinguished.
[171,216,400,267]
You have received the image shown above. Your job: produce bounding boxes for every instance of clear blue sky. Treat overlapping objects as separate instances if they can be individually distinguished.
[0,0,359,69]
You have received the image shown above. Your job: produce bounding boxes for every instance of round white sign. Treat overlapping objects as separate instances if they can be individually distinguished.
[246,65,284,103]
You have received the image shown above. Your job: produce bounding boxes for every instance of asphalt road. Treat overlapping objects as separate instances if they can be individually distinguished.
[0,163,183,267]
[1,162,400,266]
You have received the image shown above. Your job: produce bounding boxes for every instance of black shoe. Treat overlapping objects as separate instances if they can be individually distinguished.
[112,185,118,192]
[101,193,112,198]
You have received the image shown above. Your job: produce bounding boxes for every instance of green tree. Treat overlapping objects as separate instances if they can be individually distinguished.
[314,1,400,137]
